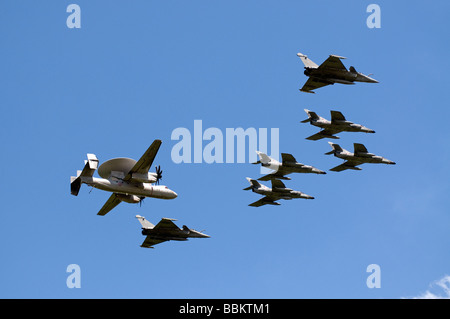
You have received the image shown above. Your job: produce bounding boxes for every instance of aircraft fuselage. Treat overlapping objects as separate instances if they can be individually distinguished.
[260,162,325,175]
[304,67,378,84]
[81,176,177,199]
[335,152,395,165]
[311,119,374,133]
[252,186,312,199]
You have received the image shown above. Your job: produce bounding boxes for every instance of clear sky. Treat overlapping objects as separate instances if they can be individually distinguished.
[1,1,449,299]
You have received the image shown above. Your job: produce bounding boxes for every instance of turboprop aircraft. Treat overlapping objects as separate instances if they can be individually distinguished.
[243,177,314,207]
[297,52,378,93]
[301,109,375,140]
[326,142,396,172]
[70,139,177,215]
[253,151,326,181]
[136,215,209,248]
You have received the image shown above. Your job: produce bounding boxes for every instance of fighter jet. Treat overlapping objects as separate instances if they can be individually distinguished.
[301,109,375,141]
[297,52,378,93]
[326,142,396,172]
[243,177,314,207]
[253,151,326,181]
[70,140,177,216]
[136,215,210,248]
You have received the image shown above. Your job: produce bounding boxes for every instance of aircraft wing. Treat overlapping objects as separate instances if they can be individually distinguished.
[258,171,290,181]
[300,77,331,93]
[153,218,180,232]
[354,143,368,154]
[249,196,280,207]
[318,55,347,71]
[281,153,297,164]
[123,139,162,182]
[330,161,362,172]
[330,110,346,122]
[306,129,342,141]
[271,179,287,189]
[97,193,121,216]
[140,237,167,248]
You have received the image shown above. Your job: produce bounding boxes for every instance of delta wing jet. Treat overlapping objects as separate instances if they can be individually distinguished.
[301,109,375,140]
[253,151,326,181]
[70,140,177,216]
[136,215,209,248]
[297,52,378,93]
[326,142,396,172]
[243,177,314,207]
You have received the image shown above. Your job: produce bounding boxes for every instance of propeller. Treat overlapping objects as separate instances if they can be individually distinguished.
[155,165,163,185]
[139,196,145,207]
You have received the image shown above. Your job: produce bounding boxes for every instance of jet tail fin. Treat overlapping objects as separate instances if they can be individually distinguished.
[70,154,99,196]
[297,53,319,68]
[302,109,320,123]
[136,215,155,230]
[244,177,261,190]
[255,151,272,165]
[326,142,343,155]
[70,176,82,196]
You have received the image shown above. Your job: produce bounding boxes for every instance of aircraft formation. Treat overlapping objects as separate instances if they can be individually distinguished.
[70,51,395,247]
[243,51,395,207]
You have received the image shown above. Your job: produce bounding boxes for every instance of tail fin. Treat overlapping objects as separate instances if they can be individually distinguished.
[255,151,273,165]
[70,153,99,196]
[325,142,343,155]
[297,53,319,68]
[244,177,261,190]
[301,109,320,123]
[70,176,82,196]
[136,215,155,230]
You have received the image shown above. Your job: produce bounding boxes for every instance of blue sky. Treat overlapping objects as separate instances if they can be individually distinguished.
[1,1,449,298]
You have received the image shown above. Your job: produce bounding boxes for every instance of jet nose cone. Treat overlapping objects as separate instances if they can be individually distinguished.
[171,191,178,198]
[390,161,396,165]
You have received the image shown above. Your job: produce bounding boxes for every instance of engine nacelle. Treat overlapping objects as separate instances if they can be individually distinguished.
[131,172,158,183]
[116,194,141,203]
